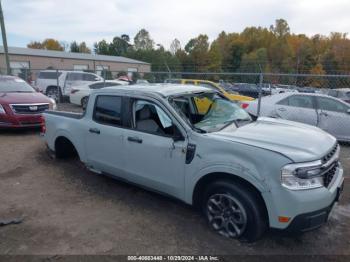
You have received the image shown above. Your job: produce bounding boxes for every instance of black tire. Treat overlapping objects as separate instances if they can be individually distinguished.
[201,180,267,242]
[81,96,89,110]
[46,86,62,102]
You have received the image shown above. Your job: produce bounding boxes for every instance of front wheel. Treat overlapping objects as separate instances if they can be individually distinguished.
[202,180,267,242]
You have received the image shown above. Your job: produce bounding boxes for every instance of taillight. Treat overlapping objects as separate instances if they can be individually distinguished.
[71,89,79,94]
[40,115,46,134]
[241,103,249,109]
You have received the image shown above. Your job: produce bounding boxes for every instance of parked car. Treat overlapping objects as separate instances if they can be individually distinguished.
[230,83,271,98]
[0,75,56,128]
[164,79,254,102]
[271,84,299,95]
[328,88,350,104]
[70,80,129,109]
[35,70,103,101]
[136,79,150,84]
[244,93,350,141]
[296,86,317,93]
[43,84,344,242]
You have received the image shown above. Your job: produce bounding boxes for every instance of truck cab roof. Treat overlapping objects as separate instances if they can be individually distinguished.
[98,84,213,97]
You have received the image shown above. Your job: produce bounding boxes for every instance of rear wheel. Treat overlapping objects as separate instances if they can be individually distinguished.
[46,87,61,102]
[81,96,89,110]
[202,180,267,242]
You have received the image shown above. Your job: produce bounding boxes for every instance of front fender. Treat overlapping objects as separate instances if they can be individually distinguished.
[184,163,269,205]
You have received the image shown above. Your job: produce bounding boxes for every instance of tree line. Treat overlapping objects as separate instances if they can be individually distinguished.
[27,19,350,75]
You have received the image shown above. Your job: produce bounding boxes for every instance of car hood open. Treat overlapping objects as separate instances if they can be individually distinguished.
[211,117,336,162]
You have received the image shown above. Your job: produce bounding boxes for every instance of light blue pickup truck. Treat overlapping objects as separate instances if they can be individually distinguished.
[42,84,344,242]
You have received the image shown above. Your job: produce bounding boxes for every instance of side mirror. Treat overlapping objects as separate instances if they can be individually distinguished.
[347,109,350,114]
[94,77,100,81]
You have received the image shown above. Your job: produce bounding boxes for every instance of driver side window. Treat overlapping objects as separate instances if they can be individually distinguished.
[133,100,179,137]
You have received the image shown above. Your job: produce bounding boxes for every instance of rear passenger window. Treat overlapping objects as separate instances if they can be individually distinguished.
[38,72,62,79]
[277,98,289,105]
[93,96,122,126]
[287,95,314,109]
[67,73,84,81]
[83,74,98,81]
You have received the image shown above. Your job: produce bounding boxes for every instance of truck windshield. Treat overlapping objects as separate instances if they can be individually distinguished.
[0,77,35,93]
[170,92,251,133]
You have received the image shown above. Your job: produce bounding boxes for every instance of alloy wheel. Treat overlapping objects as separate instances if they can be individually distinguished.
[206,193,248,238]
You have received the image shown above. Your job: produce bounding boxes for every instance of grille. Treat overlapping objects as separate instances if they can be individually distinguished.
[322,162,338,188]
[11,104,49,114]
[19,120,42,125]
[322,143,339,164]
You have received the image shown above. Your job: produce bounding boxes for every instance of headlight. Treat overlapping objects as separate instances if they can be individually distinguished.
[281,160,324,190]
[49,98,57,110]
[0,104,6,114]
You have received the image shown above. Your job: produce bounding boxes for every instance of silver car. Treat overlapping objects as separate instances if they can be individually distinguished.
[245,93,350,142]
[328,88,350,104]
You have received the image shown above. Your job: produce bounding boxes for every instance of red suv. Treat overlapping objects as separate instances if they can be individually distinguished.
[0,75,56,128]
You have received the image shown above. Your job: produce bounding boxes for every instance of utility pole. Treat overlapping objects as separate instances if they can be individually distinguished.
[0,0,11,75]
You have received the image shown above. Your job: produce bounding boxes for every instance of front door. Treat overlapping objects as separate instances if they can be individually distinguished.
[123,99,187,198]
[316,96,350,140]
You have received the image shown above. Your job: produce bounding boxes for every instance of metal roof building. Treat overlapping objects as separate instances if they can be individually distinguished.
[0,46,151,78]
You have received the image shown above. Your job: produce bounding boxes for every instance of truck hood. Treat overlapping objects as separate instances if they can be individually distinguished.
[211,117,336,162]
[0,92,52,104]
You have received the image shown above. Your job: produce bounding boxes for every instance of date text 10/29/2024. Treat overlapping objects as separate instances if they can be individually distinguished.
[127,256,220,261]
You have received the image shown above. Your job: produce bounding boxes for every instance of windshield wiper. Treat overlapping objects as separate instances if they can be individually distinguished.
[193,126,207,133]
[235,118,251,122]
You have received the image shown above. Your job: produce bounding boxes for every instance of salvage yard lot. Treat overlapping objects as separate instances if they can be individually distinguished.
[0,103,349,255]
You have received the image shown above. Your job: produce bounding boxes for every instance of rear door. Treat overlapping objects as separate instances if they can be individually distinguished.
[274,94,318,125]
[64,72,84,95]
[85,95,127,175]
[316,96,350,140]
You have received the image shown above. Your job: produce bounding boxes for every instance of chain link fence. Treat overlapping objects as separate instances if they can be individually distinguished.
[1,67,350,140]
[2,67,350,87]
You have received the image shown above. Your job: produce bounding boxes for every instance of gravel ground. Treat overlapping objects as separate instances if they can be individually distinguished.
[0,103,349,255]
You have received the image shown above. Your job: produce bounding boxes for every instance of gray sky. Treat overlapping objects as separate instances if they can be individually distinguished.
[2,0,350,50]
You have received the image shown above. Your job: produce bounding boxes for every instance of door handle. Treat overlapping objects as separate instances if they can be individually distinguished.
[278,107,286,112]
[127,136,142,144]
[89,128,100,134]
[320,111,329,117]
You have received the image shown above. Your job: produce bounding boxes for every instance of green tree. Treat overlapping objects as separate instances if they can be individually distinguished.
[185,34,210,72]
[121,34,130,43]
[70,41,80,52]
[109,36,129,55]
[134,29,154,50]
[94,40,110,55]
[27,41,43,49]
[79,42,91,53]
[270,19,290,38]
[170,38,181,55]
[207,42,222,72]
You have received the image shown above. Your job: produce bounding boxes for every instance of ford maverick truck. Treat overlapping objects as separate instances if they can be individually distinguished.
[42,84,344,242]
